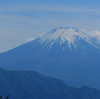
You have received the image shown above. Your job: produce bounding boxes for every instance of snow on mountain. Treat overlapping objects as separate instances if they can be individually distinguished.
[31,27,100,51]
[1,27,100,89]
[40,27,86,44]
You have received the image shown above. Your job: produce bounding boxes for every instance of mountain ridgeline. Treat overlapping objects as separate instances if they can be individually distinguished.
[0,27,100,89]
[0,68,100,99]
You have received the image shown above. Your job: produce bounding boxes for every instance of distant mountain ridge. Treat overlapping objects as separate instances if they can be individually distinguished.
[0,27,100,89]
[0,67,100,99]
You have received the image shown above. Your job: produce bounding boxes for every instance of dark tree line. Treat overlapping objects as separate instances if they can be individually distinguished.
[0,95,9,99]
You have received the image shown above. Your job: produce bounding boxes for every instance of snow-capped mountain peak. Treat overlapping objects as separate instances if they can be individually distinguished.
[41,27,86,42]
[29,27,100,51]
[37,27,87,49]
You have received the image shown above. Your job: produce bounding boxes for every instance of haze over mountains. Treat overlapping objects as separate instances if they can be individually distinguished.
[0,27,100,89]
[0,67,100,99]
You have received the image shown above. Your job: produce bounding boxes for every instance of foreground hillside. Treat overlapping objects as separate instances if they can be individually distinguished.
[0,67,100,99]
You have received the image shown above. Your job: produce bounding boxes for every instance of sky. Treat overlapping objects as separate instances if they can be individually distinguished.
[0,0,100,52]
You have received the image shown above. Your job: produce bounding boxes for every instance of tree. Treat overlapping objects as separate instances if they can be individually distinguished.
[0,95,9,99]
[0,96,2,99]
[6,95,9,99]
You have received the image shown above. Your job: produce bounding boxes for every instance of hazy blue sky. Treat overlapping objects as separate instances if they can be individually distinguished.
[0,0,100,52]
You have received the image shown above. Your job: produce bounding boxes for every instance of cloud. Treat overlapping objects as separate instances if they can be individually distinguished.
[0,3,100,17]
[89,31,100,41]
[25,38,34,43]
[88,31,100,45]
[1,3,100,52]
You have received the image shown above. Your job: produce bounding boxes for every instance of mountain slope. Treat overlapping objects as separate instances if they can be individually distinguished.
[0,67,72,99]
[0,27,100,89]
[0,67,100,99]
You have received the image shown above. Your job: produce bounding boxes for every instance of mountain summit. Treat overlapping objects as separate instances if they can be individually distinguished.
[40,27,87,47]
[0,27,100,89]
[29,27,99,52]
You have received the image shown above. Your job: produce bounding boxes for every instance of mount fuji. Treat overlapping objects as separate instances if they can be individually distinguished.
[0,27,100,89]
